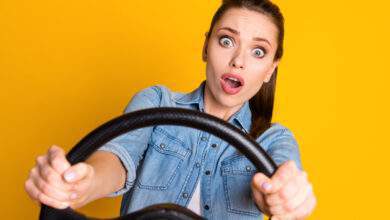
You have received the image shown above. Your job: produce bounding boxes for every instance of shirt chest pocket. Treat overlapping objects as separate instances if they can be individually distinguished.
[137,126,190,190]
[221,155,261,216]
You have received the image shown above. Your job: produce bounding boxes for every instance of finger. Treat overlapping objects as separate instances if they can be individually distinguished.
[68,173,94,202]
[277,189,317,220]
[48,145,71,174]
[268,160,298,194]
[266,171,306,207]
[251,174,270,215]
[32,174,73,202]
[30,165,73,202]
[72,168,94,191]
[253,172,273,194]
[283,173,311,212]
[39,162,73,191]
[37,189,70,209]
[267,171,309,216]
[63,162,92,183]
[36,154,68,187]
[35,155,47,171]
[25,178,40,202]
[37,154,73,192]
[295,192,317,219]
[268,201,288,216]
[64,165,95,205]
[26,172,69,209]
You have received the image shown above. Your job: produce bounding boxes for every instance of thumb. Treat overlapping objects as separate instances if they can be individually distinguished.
[253,172,273,194]
[63,162,92,183]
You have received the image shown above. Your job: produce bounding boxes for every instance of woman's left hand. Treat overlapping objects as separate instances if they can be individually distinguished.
[251,160,316,220]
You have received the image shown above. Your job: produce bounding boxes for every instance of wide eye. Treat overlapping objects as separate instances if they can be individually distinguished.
[219,36,234,48]
[253,48,266,58]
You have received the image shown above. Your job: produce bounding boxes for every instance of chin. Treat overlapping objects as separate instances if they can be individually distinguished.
[216,94,244,108]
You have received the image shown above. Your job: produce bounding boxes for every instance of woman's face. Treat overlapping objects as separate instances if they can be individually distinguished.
[203,7,280,109]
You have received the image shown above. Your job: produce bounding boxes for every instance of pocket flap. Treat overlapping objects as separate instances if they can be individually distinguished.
[150,126,190,159]
[221,155,256,176]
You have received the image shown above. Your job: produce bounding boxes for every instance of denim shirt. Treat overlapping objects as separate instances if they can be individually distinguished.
[98,81,302,220]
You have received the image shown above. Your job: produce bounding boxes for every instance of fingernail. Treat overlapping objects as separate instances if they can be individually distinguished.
[262,182,272,191]
[70,193,78,200]
[64,172,75,182]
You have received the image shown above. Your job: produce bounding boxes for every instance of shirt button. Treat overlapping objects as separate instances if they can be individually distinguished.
[211,143,217,148]
[204,205,210,210]
[195,162,201,168]
[205,170,211,175]
[201,136,208,141]
[182,192,188,198]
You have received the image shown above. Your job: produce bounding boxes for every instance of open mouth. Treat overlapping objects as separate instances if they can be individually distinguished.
[220,73,245,95]
[221,73,244,88]
[224,77,242,88]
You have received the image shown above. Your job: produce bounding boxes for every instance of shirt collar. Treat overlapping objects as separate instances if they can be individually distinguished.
[172,80,251,133]
[173,81,206,111]
[229,101,252,134]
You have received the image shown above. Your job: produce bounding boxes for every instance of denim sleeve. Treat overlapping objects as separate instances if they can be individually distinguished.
[259,123,303,171]
[98,86,161,196]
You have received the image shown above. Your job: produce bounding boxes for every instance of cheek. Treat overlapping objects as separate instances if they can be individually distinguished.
[246,79,263,97]
[208,50,229,72]
[247,61,271,82]
[207,42,233,70]
[244,62,273,94]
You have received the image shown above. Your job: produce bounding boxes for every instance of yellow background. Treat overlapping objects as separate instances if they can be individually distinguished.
[1,0,389,219]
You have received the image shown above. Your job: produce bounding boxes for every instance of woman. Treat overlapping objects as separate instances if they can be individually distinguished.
[25,0,317,219]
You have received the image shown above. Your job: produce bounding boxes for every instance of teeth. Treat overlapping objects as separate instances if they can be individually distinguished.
[227,77,239,82]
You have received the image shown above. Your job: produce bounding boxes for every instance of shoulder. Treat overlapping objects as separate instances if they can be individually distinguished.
[256,122,298,150]
[256,122,302,169]
[123,85,181,113]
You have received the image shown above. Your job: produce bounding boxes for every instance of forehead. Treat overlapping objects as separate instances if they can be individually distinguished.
[214,7,278,44]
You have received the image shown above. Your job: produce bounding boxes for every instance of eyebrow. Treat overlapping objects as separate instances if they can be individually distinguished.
[216,27,271,46]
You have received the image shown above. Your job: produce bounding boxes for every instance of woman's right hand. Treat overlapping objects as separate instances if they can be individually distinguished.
[25,145,96,209]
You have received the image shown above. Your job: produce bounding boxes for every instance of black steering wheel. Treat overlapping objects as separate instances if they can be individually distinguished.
[39,107,278,220]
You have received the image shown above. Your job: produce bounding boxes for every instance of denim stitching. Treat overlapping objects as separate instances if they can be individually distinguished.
[174,160,198,205]
[222,174,261,216]
[137,158,184,190]
[155,126,186,146]
[221,156,261,216]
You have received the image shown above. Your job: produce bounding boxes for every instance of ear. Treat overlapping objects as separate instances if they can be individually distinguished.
[264,59,280,83]
[202,32,209,62]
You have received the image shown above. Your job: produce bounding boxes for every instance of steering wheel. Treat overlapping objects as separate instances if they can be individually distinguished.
[39,107,278,220]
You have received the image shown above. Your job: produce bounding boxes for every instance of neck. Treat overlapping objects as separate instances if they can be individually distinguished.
[203,82,243,121]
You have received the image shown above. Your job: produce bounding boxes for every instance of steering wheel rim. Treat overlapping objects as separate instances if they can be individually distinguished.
[39,107,277,220]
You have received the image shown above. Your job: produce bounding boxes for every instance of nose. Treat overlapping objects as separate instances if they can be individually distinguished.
[230,47,245,70]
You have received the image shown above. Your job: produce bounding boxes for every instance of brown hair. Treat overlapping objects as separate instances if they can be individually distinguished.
[205,0,285,139]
